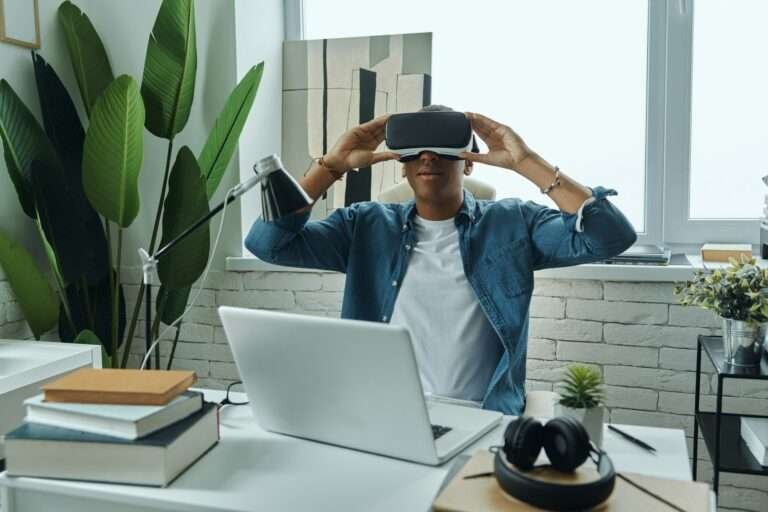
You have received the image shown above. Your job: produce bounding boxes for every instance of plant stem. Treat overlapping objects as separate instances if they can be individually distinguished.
[151,290,167,369]
[120,139,175,368]
[111,228,122,368]
[166,322,182,370]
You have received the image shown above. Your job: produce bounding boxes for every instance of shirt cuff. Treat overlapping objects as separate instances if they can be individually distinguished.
[574,186,618,233]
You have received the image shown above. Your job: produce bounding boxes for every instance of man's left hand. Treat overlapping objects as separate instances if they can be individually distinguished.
[460,112,533,172]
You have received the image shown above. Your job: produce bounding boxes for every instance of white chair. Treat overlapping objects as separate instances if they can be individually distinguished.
[376,176,496,202]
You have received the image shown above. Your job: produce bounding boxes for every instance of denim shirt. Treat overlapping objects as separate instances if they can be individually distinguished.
[245,186,637,415]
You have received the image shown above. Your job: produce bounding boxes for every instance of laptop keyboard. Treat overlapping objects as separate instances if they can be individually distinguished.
[431,424,452,440]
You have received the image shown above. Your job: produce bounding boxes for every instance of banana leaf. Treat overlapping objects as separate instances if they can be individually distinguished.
[199,62,263,198]
[58,1,114,117]
[157,285,191,326]
[0,79,57,218]
[141,0,196,139]
[157,146,209,288]
[74,329,110,368]
[59,270,125,355]
[0,230,58,339]
[31,53,109,285]
[82,75,145,228]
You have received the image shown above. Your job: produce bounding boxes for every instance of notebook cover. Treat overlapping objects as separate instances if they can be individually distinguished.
[433,450,710,512]
[41,368,196,405]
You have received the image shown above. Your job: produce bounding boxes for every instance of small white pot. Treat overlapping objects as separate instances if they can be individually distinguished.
[554,403,604,449]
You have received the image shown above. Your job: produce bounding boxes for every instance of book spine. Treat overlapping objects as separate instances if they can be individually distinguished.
[741,419,768,466]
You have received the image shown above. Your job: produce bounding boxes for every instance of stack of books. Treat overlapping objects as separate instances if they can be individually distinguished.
[3,368,219,487]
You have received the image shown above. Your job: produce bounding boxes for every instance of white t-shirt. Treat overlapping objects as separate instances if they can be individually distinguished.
[390,215,503,402]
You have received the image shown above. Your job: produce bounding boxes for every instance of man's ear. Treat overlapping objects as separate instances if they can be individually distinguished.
[401,165,407,178]
[464,160,474,176]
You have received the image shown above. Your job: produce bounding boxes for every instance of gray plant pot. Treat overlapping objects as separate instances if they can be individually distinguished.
[722,318,767,367]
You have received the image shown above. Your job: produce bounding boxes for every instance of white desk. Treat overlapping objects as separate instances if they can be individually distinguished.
[0,389,693,512]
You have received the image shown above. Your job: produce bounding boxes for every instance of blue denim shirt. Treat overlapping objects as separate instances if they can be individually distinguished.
[245,187,636,415]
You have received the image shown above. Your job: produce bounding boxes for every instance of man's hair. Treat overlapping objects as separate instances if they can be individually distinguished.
[418,104,455,113]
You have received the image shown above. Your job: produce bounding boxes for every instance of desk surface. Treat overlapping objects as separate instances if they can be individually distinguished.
[0,389,692,512]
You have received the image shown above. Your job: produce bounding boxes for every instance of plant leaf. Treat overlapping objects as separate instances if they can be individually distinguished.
[157,285,192,326]
[157,146,210,288]
[141,0,197,138]
[58,1,114,117]
[0,79,57,218]
[82,75,145,228]
[74,329,111,368]
[31,52,109,285]
[199,62,264,198]
[0,230,59,338]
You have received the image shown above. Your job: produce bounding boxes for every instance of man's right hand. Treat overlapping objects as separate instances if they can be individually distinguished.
[322,115,400,173]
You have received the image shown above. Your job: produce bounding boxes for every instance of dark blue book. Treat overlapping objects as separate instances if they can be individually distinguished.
[4,401,219,487]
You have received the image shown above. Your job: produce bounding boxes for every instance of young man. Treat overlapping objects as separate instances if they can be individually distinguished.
[246,106,636,415]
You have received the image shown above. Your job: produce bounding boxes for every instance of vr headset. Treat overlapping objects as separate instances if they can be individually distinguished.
[385,111,479,162]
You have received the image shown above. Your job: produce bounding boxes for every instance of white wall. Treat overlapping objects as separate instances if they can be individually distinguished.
[0,0,245,275]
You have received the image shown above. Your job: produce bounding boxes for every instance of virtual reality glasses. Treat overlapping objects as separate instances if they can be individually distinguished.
[385,111,479,162]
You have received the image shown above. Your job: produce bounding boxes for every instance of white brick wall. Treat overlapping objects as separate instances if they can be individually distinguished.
[2,270,767,511]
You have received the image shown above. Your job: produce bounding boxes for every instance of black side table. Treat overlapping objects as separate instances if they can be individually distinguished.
[693,335,768,501]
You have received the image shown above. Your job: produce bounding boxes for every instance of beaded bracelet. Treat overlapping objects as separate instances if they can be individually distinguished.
[540,166,561,195]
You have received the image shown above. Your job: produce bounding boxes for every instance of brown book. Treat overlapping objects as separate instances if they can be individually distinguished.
[42,368,197,405]
[700,243,753,263]
[433,450,710,512]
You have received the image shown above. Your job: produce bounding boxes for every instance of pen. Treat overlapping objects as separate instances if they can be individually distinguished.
[608,424,657,453]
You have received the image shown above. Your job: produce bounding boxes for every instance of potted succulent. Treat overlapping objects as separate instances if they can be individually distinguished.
[674,256,768,367]
[555,364,605,448]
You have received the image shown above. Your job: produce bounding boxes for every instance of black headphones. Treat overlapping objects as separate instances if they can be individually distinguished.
[493,416,616,511]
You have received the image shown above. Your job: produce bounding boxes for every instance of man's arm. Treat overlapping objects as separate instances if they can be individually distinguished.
[245,115,399,272]
[461,112,637,269]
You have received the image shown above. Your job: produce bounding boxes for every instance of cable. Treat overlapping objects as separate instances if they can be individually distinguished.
[140,186,235,370]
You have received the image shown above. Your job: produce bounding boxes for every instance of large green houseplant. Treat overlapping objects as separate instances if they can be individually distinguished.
[0,0,264,369]
[674,256,768,366]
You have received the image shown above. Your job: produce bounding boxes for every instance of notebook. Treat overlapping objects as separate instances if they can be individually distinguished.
[24,391,203,439]
[41,368,196,405]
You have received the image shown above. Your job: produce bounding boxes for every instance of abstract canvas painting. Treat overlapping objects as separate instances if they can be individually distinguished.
[283,32,432,218]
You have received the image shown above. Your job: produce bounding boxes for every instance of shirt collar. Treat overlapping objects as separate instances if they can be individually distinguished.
[402,189,478,230]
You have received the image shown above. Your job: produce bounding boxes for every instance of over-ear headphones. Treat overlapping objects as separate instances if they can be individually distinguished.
[493,416,616,511]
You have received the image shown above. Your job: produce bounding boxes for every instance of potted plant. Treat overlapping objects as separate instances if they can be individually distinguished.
[555,364,605,447]
[674,256,768,367]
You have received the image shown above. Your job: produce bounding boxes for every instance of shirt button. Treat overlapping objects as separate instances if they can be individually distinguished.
[402,224,407,231]
[405,244,411,250]
[391,280,397,287]
[382,315,388,322]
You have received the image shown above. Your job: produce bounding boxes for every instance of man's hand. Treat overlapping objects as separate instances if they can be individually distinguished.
[322,115,399,173]
[459,112,533,172]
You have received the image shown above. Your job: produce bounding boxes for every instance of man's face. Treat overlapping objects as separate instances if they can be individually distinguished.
[402,152,472,202]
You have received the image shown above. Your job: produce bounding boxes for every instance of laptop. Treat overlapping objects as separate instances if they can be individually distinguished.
[218,306,503,465]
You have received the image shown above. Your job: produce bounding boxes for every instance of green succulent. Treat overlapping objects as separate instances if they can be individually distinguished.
[674,256,768,323]
[558,364,604,409]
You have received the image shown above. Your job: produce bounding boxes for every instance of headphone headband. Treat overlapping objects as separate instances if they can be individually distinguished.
[493,416,616,511]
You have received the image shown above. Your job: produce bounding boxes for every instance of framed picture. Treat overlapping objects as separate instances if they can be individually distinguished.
[0,0,41,49]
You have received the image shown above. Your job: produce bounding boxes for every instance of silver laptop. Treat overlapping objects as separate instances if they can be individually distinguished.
[218,306,502,465]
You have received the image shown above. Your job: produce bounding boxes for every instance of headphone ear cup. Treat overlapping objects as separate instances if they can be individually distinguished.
[543,416,591,472]
[502,417,544,471]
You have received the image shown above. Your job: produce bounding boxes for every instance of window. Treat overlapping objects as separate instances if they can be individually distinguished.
[689,0,768,220]
[286,0,763,249]
[300,0,649,233]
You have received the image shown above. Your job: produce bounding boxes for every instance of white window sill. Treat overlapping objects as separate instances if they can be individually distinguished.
[226,255,768,282]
